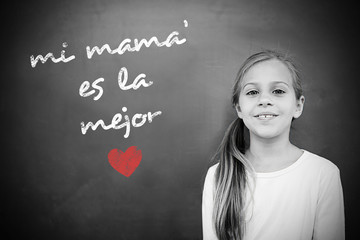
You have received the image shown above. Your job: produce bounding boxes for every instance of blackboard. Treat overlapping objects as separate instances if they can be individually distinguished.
[3,0,358,239]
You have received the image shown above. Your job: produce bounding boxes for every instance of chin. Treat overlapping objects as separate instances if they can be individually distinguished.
[257,133,279,139]
[252,129,282,139]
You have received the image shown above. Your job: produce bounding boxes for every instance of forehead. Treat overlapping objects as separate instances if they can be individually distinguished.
[241,59,293,87]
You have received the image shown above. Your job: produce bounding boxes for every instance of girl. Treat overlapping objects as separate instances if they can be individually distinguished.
[202,50,345,240]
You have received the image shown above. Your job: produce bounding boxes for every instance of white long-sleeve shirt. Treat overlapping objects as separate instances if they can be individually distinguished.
[202,150,345,240]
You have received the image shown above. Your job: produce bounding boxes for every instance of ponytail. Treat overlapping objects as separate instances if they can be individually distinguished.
[212,118,251,240]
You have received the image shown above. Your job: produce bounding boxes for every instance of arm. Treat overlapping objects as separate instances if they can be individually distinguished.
[313,166,345,240]
[202,165,219,240]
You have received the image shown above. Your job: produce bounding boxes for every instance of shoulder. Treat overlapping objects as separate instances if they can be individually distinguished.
[203,163,219,191]
[208,162,219,174]
[303,150,339,170]
[302,150,341,178]
[205,163,219,182]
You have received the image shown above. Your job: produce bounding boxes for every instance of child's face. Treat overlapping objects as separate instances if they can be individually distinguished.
[236,59,304,140]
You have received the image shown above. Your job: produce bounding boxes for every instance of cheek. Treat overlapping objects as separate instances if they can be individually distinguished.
[279,100,298,116]
[238,103,250,118]
[238,96,252,113]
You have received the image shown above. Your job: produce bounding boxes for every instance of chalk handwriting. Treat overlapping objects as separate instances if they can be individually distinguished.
[30,42,75,68]
[80,107,162,138]
[79,78,104,101]
[29,20,190,139]
[79,66,153,101]
[86,30,186,59]
[118,67,153,90]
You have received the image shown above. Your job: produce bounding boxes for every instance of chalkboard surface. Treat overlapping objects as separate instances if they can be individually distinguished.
[3,0,358,239]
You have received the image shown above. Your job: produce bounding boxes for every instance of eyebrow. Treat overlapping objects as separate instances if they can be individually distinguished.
[242,81,290,89]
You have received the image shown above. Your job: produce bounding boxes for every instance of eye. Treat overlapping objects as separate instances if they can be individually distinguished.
[273,89,285,94]
[246,90,259,95]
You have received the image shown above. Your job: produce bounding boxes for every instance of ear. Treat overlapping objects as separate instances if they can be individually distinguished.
[235,104,243,119]
[293,95,305,119]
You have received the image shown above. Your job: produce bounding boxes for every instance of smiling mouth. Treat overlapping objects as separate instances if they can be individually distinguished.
[254,114,278,120]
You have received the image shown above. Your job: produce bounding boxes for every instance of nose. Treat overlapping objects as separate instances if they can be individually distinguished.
[258,93,273,107]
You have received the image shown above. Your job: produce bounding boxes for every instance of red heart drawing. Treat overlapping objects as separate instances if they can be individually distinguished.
[108,146,142,177]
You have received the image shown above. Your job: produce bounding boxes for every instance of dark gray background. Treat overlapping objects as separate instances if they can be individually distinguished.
[3,0,358,239]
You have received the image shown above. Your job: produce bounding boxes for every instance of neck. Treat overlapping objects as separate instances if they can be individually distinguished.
[246,130,299,171]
